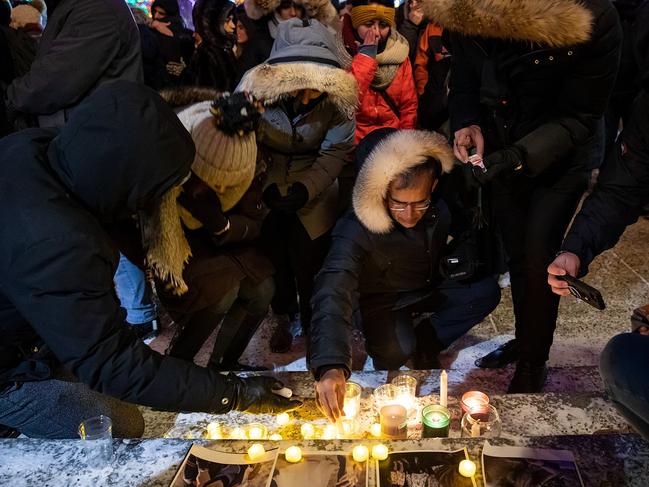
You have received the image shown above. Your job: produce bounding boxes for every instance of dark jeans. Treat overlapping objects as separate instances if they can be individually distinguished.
[0,367,144,439]
[361,277,501,369]
[263,213,330,332]
[600,333,649,440]
[168,276,274,362]
[492,166,590,365]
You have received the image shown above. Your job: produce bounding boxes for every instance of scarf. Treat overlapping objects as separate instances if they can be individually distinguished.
[371,31,409,90]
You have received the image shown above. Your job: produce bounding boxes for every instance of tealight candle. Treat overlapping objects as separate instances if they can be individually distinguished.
[285,446,302,463]
[276,413,290,427]
[370,423,382,438]
[206,422,222,439]
[380,404,408,439]
[461,391,490,420]
[421,404,450,438]
[269,433,283,441]
[246,423,267,440]
[230,427,245,439]
[247,443,265,461]
[352,445,369,463]
[322,424,337,440]
[371,444,389,461]
[300,423,315,439]
[458,459,477,477]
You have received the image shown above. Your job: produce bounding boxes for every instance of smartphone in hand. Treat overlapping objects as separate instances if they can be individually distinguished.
[557,275,606,310]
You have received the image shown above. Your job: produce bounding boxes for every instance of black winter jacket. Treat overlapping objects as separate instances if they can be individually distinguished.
[6,0,142,117]
[447,0,622,173]
[0,82,240,414]
[309,199,451,376]
[562,89,649,273]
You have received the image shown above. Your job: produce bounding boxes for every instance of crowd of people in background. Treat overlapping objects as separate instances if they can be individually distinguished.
[0,0,648,442]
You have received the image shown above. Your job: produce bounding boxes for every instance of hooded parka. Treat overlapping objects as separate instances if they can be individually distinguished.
[0,82,243,413]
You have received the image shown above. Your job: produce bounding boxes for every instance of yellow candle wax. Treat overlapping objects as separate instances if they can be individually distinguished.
[458,459,477,477]
[276,413,290,427]
[285,446,302,463]
[248,426,264,440]
[371,444,389,461]
[269,433,283,441]
[247,443,265,461]
[370,423,382,438]
[352,445,369,463]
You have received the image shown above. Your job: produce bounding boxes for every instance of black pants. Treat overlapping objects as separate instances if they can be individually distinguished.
[263,212,330,332]
[360,277,501,369]
[492,165,590,365]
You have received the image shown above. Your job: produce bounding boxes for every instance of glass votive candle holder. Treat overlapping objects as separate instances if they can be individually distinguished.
[245,423,268,440]
[373,384,398,414]
[421,404,450,438]
[78,415,114,468]
[343,382,362,418]
[461,391,490,420]
[461,405,502,438]
[336,417,360,438]
[391,374,417,414]
[379,404,408,439]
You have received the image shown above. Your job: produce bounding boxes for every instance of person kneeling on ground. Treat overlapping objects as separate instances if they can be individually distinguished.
[309,128,500,422]
[0,81,299,439]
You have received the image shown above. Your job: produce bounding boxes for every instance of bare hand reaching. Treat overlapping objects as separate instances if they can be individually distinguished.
[315,368,346,423]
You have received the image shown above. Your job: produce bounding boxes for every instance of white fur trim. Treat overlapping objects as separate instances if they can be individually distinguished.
[352,130,455,234]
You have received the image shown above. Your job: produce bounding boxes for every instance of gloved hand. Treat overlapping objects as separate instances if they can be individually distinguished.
[178,173,230,235]
[230,374,302,414]
[473,146,525,184]
[263,183,309,213]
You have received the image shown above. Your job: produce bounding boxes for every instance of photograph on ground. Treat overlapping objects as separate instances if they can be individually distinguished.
[271,450,368,487]
[376,449,473,487]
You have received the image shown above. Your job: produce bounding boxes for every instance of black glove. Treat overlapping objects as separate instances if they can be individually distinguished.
[263,183,309,213]
[473,146,525,184]
[230,374,302,414]
[178,173,229,235]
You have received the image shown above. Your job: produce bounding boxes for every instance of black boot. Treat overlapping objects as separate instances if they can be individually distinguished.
[167,310,223,361]
[269,314,293,353]
[508,361,548,393]
[210,311,268,370]
[475,338,519,369]
[412,321,444,369]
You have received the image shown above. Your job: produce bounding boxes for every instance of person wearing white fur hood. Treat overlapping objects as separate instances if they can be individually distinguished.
[421,0,622,393]
[237,17,357,353]
[309,128,501,422]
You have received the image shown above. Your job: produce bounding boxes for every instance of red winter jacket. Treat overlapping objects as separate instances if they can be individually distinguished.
[351,52,418,143]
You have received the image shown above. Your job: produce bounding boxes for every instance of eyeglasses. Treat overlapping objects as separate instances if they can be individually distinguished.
[388,197,431,212]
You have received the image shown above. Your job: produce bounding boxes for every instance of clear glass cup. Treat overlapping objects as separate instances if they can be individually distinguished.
[78,415,113,468]
[460,405,502,438]
[373,384,398,414]
[391,375,417,414]
[343,382,362,418]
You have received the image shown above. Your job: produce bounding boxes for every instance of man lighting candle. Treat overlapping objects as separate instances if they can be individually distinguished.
[309,128,501,422]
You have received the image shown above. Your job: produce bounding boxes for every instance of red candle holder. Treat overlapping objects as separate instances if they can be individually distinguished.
[461,391,490,420]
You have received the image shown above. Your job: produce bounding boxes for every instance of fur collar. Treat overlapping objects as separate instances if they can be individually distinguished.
[353,130,455,234]
[237,62,358,118]
[421,0,594,47]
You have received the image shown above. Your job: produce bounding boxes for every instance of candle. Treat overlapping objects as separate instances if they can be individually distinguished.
[343,382,362,418]
[392,375,417,413]
[458,459,477,477]
[230,427,245,439]
[276,413,290,427]
[461,391,490,418]
[471,421,481,438]
[300,423,315,439]
[206,422,222,439]
[247,443,265,461]
[439,370,448,407]
[372,444,389,461]
[269,433,283,441]
[322,424,337,440]
[352,445,369,463]
[421,404,450,438]
[370,423,382,438]
[285,446,302,463]
[246,423,267,440]
[380,404,407,439]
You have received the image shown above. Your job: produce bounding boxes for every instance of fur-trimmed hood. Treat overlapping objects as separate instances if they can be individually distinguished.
[420,0,595,47]
[237,18,358,117]
[352,130,455,234]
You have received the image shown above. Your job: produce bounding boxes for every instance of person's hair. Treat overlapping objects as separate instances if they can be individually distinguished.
[0,0,11,26]
[391,157,441,190]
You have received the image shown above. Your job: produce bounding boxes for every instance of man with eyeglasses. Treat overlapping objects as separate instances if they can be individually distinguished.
[308,128,501,422]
